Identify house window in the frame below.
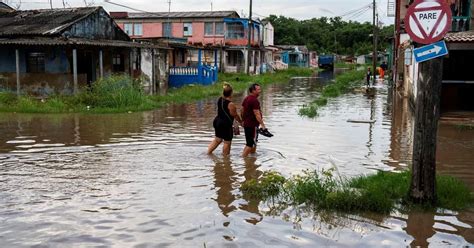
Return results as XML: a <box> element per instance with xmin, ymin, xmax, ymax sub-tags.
<box><xmin>124</xmin><ymin>23</ymin><xmax>133</xmax><ymax>35</ymax></box>
<box><xmin>27</xmin><ymin>52</ymin><xmax>45</xmax><ymax>73</ymax></box>
<box><xmin>183</xmin><ymin>22</ymin><xmax>193</xmax><ymax>36</ymax></box>
<box><xmin>113</xmin><ymin>53</ymin><xmax>125</xmax><ymax>72</ymax></box>
<box><xmin>226</xmin><ymin>22</ymin><xmax>245</xmax><ymax>39</ymax></box>
<box><xmin>163</xmin><ymin>22</ymin><xmax>172</xmax><ymax>37</ymax></box>
<box><xmin>215</xmin><ymin>22</ymin><xmax>224</xmax><ymax>35</ymax></box>
<box><xmin>133</xmin><ymin>23</ymin><xmax>143</xmax><ymax>36</ymax></box>
<box><xmin>205</xmin><ymin>22</ymin><xmax>214</xmax><ymax>36</ymax></box>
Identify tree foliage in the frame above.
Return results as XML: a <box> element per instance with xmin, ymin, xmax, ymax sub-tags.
<box><xmin>265</xmin><ymin>15</ymin><xmax>394</xmax><ymax>56</ymax></box>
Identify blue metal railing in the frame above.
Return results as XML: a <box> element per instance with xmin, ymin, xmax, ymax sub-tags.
<box><xmin>169</xmin><ymin>65</ymin><xmax>217</xmax><ymax>88</ymax></box>
<box><xmin>168</xmin><ymin>49</ymin><xmax>218</xmax><ymax>88</ymax></box>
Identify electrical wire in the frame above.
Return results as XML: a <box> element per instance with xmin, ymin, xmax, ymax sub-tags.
<box><xmin>339</xmin><ymin>3</ymin><xmax>372</xmax><ymax>17</ymax></box>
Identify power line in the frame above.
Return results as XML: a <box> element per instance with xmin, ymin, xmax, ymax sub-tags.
<box><xmin>103</xmin><ymin>0</ymin><xmax>150</xmax><ymax>13</ymax></box>
<box><xmin>339</xmin><ymin>3</ymin><xmax>372</xmax><ymax>17</ymax></box>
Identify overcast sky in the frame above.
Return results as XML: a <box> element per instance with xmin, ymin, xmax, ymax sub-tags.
<box><xmin>5</xmin><ymin>0</ymin><xmax>394</xmax><ymax>25</ymax></box>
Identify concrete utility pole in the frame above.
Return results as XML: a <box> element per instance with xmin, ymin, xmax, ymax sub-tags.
<box><xmin>372</xmin><ymin>0</ymin><xmax>377</xmax><ymax>86</ymax></box>
<box><xmin>409</xmin><ymin>56</ymin><xmax>443</xmax><ymax>205</ymax></box>
<box><xmin>246</xmin><ymin>0</ymin><xmax>252</xmax><ymax>75</ymax></box>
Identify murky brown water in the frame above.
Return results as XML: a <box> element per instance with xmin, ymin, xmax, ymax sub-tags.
<box><xmin>1</xmin><ymin>70</ymin><xmax>473</xmax><ymax>247</ymax></box>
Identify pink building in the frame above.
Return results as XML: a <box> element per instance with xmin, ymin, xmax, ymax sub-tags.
<box><xmin>111</xmin><ymin>11</ymin><xmax>265</xmax><ymax>74</ymax></box>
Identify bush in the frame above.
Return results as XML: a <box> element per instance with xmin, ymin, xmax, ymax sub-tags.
<box><xmin>87</xmin><ymin>75</ymin><xmax>150</xmax><ymax>109</ymax></box>
<box><xmin>0</xmin><ymin>92</ymin><xmax>17</xmax><ymax>105</ymax></box>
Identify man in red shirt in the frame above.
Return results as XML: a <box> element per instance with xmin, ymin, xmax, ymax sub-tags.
<box><xmin>241</xmin><ymin>83</ymin><xmax>266</xmax><ymax>157</ymax></box>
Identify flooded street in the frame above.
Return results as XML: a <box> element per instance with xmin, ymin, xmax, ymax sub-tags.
<box><xmin>1</xmin><ymin>70</ymin><xmax>473</xmax><ymax>247</ymax></box>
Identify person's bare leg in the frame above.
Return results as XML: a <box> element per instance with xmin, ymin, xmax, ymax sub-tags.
<box><xmin>250</xmin><ymin>146</ymin><xmax>257</xmax><ymax>154</ymax></box>
<box><xmin>222</xmin><ymin>141</ymin><xmax>232</xmax><ymax>155</ymax></box>
<box><xmin>242</xmin><ymin>145</ymin><xmax>253</xmax><ymax>157</ymax></box>
<box><xmin>207</xmin><ymin>137</ymin><xmax>222</xmax><ymax>154</ymax></box>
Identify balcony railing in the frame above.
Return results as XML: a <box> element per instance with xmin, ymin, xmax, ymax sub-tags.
<box><xmin>452</xmin><ymin>16</ymin><xmax>471</xmax><ymax>32</ymax></box>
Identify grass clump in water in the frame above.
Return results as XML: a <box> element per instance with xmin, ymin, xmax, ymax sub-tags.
<box><xmin>299</xmin><ymin>69</ymin><xmax>365</xmax><ymax>118</ymax></box>
<box><xmin>241</xmin><ymin>171</ymin><xmax>286</xmax><ymax>199</ymax></box>
<box><xmin>241</xmin><ymin>169</ymin><xmax>473</xmax><ymax>214</ymax></box>
<box><xmin>455</xmin><ymin>123</ymin><xmax>474</xmax><ymax>130</ymax></box>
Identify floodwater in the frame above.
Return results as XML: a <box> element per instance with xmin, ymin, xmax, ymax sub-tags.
<box><xmin>1</xmin><ymin>69</ymin><xmax>473</xmax><ymax>247</ymax></box>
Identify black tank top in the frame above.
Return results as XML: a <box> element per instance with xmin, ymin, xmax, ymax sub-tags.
<box><xmin>217</xmin><ymin>97</ymin><xmax>233</xmax><ymax>126</ymax></box>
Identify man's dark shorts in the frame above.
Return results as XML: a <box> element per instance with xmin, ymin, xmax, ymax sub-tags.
<box><xmin>244</xmin><ymin>126</ymin><xmax>258</xmax><ymax>147</ymax></box>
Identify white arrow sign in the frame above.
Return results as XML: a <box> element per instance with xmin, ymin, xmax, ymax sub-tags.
<box><xmin>416</xmin><ymin>45</ymin><xmax>442</xmax><ymax>57</ymax></box>
<box><xmin>413</xmin><ymin>40</ymin><xmax>449</xmax><ymax>63</ymax></box>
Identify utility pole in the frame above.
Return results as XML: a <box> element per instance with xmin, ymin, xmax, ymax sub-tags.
<box><xmin>372</xmin><ymin>0</ymin><xmax>377</xmax><ymax>86</ymax></box>
<box><xmin>50</xmin><ymin>0</ymin><xmax>53</xmax><ymax>9</ymax></box>
<box><xmin>409</xmin><ymin>56</ymin><xmax>443</xmax><ymax>205</ymax></box>
<box><xmin>246</xmin><ymin>0</ymin><xmax>252</xmax><ymax>75</ymax></box>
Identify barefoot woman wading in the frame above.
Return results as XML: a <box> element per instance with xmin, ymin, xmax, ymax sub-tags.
<box><xmin>207</xmin><ymin>83</ymin><xmax>242</xmax><ymax>155</ymax></box>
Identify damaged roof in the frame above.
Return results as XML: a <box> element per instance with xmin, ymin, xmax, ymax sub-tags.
<box><xmin>0</xmin><ymin>37</ymin><xmax>169</xmax><ymax>49</ymax></box>
<box><xmin>277</xmin><ymin>45</ymin><xmax>309</xmax><ymax>53</ymax></box>
<box><xmin>0</xmin><ymin>2</ymin><xmax>15</xmax><ymax>12</ymax></box>
<box><xmin>0</xmin><ymin>7</ymin><xmax>99</xmax><ymax>36</ymax></box>
<box><xmin>111</xmin><ymin>10</ymin><xmax>239</xmax><ymax>19</ymax></box>
<box><xmin>445</xmin><ymin>30</ymin><xmax>474</xmax><ymax>43</ymax></box>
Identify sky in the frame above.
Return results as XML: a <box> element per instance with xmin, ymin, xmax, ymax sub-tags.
<box><xmin>3</xmin><ymin>0</ymin><xmax>395</xmax><ymax>25</ymax></box>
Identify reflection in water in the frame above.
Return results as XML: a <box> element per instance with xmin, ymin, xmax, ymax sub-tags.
<box><xmin>405</xmin><ymin>212</ymin><xmax>436</xmax><ymax>247</ymax></box>
<box><xmin>211</xmin><ymin>155</ymin><xmax>237</xmax><ymax>217</ymax></box>
<box><xmin>1</xmin><ymin>74</ymin><xmax>473</xmax><ymax>246</ymax></box>
<box><xmin>240</xmin><ymin>157</ymin><xmax>263</xmax><ymax>225</ymax></box>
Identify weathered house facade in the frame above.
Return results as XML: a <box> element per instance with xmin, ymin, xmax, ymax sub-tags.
<box><xmin>0</xmin><ymin>6</ymin><xmax>168</xmax><ymax>95</ymax></box>
<box><xmin>277</xmin><ymin>45</ymin><xmax>310</xmax><ymax>67</ymax></box>
<box><xmin>111</xmin><ymin>11</ymin><xmax>265</xmax><ymax>76</ymax></box>
<box><xmin>394</xmin><ymin>0</ymin><xmax>474</xmax><ymax>114</ymax></box>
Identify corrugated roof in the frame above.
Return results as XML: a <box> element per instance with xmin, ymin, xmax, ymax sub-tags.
<box><xmin>0</xmin><ymin>37</ymin><xmax>170</xmax><ymax>49</ymax></box>
<box><xmin>0</xmin><ymin>2</ymin><xmax>15</xmax><ymax>11</ymax></box>
<box><xmin>0</xmin><ymin>7</ymin><xmax>99</xmax><ymax>36</ymax></box>
<box><xmin>445</xmin><ymin>30</ymin><xmax>474</xmax><ymax>43</ymax></box>
<box><xmin>120</xmin><ymin>11</ymin><xmax>238</xmax><ymax>19</ymax></box>
<box><xmin>277</xmin><ymin>45</ymin><xmax>309</xmax><ymax>53</ymax></box>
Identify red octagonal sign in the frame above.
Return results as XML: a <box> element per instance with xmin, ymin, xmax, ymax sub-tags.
<box><xmin>404</xmin><ymin>0</ymin><xmax>452</xmax><ymax>44</ymax></box>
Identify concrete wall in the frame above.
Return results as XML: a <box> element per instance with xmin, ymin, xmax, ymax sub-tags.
<box><xmin>140</xmin><ymin>48</ymin><xmax>154</xmax><ymax>94</ymax></box>
<box><xmin>0</xmin><ymin>47</ymin><xmax>69</xmax><ymax>74</ymax></box>
<box><xmin>263</xmin><ymin>23</ymin><xmax>274</xmax><ymax>46</ymax></box>
<box><xmin>0</xmin><ymin>72</ymin><xmax>87</xmax><ymax>95</ymax></box>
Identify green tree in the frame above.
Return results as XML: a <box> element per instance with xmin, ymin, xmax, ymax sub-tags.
<box><xmin>265</xmin><ymin>15</ymin><xmax>394</xmax><ymax>56</ymax></box>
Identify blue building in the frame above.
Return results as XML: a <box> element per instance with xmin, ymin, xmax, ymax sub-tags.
<box><xmin>277</xmin><ymin>45</ymin><xmax>310</xmax><ymax>67</ymax></box>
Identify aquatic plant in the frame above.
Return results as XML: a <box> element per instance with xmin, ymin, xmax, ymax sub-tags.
<box><xmin>241</xmin><ymin>171</ymin><xmax>286</xmax><ymax>199</ymax></box>
<box><xmin>241</xmin><ymin>170</ymin><xmax>473</xmax><ymax>214</ymax></box>
<box><xmin>455</xmin><ymin>123</ymin><xmax>474</xmax><ymax>130</ymax></box>
<box><xmin>299</xmin><ymin>69</ymin><xmax>365</xmax><ymax>118</ymax></box>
